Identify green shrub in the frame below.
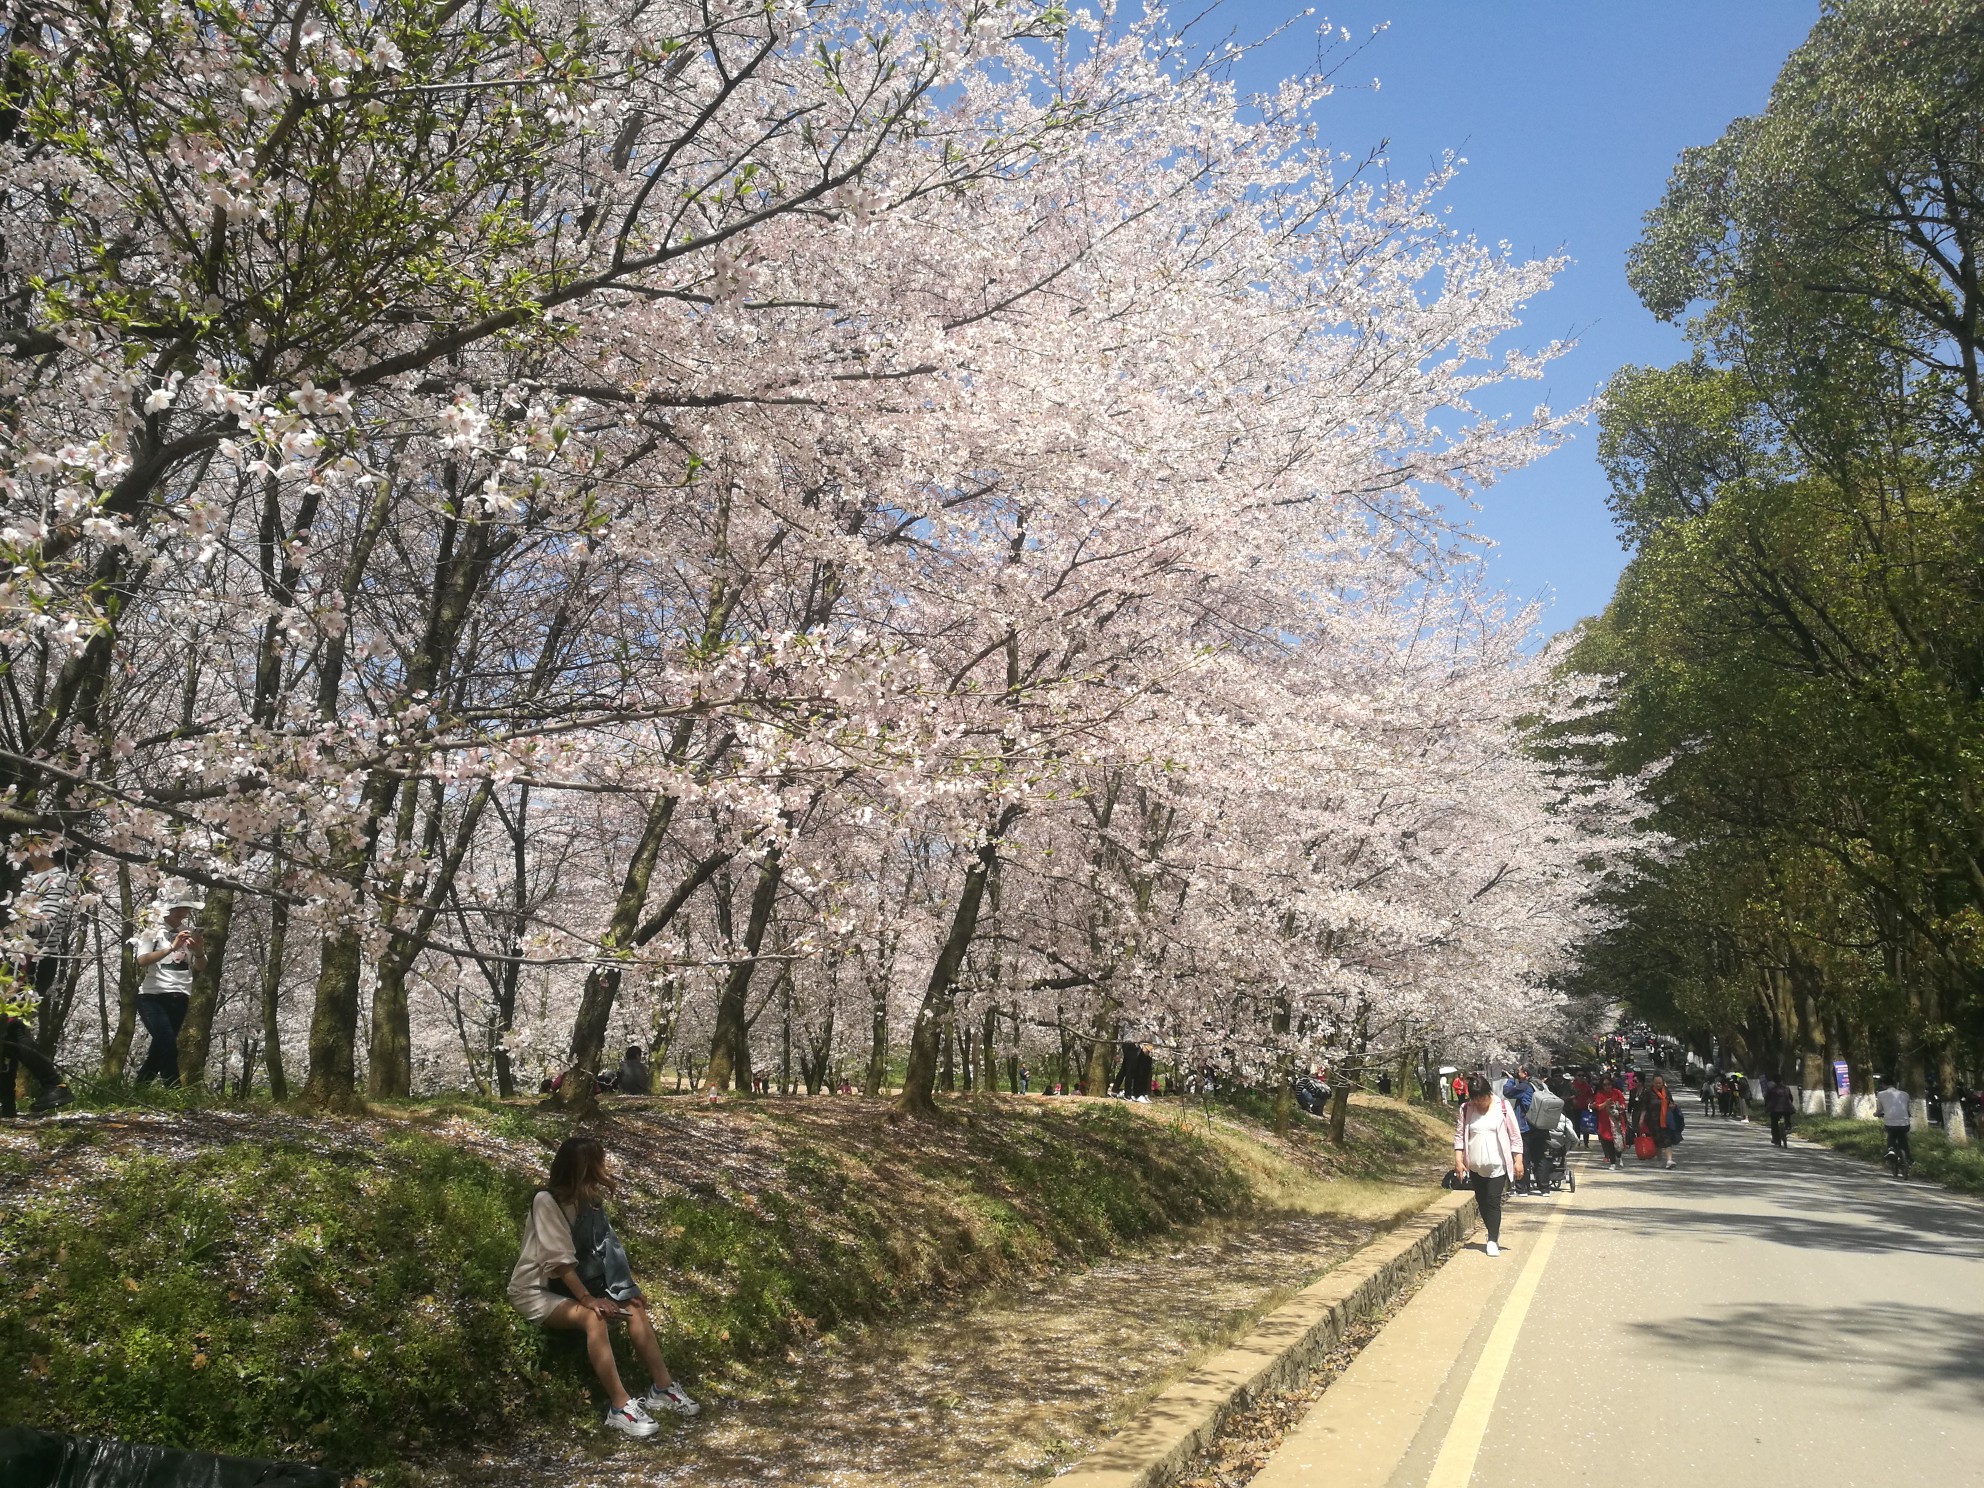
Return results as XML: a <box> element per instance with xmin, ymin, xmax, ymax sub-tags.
<box><xmin>0</xmin><ymin>1131</ymin><xmax>576</xmax><ymax>1468</ymax></box>
<box><xmin>1793</xmin><ymin>1116</ymin><xmax>1984</xmax><ymax>1195</ymax></box>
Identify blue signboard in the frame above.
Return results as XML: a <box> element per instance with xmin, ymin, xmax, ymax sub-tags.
<box><xmin>1832</xmin><ymin>1060</ymin><xmax>1851</xmax><ymax>1094</ymax></box>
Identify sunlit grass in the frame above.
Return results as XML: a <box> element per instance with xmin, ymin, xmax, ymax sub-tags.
<box><xmin>1793</xmin><ymin>1116</ymin><xmax>1984</xmax><ymax>1196</ymax></box>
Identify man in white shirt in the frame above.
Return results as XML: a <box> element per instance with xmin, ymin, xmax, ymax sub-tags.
<box><xmin>1875</xmin><ymin>1078</ymin><xmax>1913</xmax><ymax>1170</ymax></box>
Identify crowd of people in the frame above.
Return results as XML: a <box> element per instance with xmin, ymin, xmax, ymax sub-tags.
<box><xmin>1450</xmin><ymin>1059</ymin><xmax>1694</xmax><ymax>1256</ymax></box>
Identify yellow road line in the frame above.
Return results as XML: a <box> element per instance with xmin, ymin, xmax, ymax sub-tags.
<box><xmin>1422</xmin><ymin>1196</ymin><xmax>1573</xmax><ymax>1488</ymax></box>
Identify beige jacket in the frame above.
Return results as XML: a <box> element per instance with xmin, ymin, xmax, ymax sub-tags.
<box><xmin>508</xmin><ymin>1190</ymin><xmax>579</xmax><ymax>1323</ymax></box>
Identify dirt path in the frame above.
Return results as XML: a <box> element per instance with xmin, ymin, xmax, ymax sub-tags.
<box><xmin>446</xmin><ymin>1209</ymin><xmax>1399</xmax><ymax>1488</ymax></box>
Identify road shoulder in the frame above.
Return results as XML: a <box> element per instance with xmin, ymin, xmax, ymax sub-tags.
<box><xmin>1248</xmin><ymin>1185</ymin><xmax>1569</xmax><ymax>1488</ymax></box>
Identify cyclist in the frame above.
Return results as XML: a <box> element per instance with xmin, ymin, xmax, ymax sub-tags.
<box><xmin>1875</xmin><ymin>1076</ymin><xmax>1913</xmax><ymax>1177</ymax></box>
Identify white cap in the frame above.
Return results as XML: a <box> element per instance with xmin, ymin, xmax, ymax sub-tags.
<box><xmin>158</xmin><ymin>877</ymin><xmax>206</xmax><ymax>912</ymax></box>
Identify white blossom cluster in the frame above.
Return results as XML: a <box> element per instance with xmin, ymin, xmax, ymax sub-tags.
<box><xmin>0</xmin><ymin>0</ymin><xmax>1641</xmax><ymax>1099</ymax></box>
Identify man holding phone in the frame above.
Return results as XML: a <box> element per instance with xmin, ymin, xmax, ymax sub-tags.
<box><xmin>130</xmin><ymin>883</ymin><xmax>206</xmax><ymax>1087</ymax></box>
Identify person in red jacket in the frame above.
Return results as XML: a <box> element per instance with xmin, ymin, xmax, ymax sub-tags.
<box><xmin>1592</xmin><ymin>1073</ymin><xmax>1628</xmax><ymax>1170</ymax></box>
<box><xmin>1635</xmin><ymin>1074</ymin><xmax>1681</xmax><ymax>1170</ymax></box>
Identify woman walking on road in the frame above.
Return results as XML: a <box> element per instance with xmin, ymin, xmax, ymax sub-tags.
<box><xmin>1454</xmin><ymin>1073</ymin><xmax>1525</xmax><ymax>1257</ymax></box>
<box><xmin>1635</xmin><ymin>1074</ymin><xmax>1682</xmax><ymax>1169</ymax></box>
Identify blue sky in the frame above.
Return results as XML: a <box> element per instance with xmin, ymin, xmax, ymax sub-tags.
<box><xmin>1205</xmin><ymin>1</ymin><xmax>1818</xmax><ymax>630</ymax></box>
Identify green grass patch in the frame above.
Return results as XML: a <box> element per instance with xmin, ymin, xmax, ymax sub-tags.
<box><xmin>0</xmin><ymin>1129</ymin><xmax>565</xmax><ymax>1468</ymax></box>
<box><xmin>0</xmin><ymin>1094</ymin><xmax>1434</xmax><ymax>1474</ymax></box>
<box><xmin>1793</xmin><ymin>1116</ymin><xmax>1984</xmax><ymax>1195</ymax></box>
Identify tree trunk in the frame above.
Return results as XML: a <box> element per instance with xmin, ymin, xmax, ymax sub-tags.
<box><xmin>1080</xmin><ymin>1009</ymin><xmax>1116</xmax><ymax>1097</ymax></box>
<box><xmin>177</xmin><ymin>883</ymin><xmax>236</xmax><ymax>1087</ymax></box>
<box><xmin>31</xmin><ymin>933</ymin><xmax>87</xmax><ymax>1063</ymax></box>
<box><xmin>648</xmin><ymin>972</ymin><xmax>685</xmax><ymax>1084</ymax></box>
<box><xmin>261</xmin><ymin>896</ymin><xmax>289</xmax><ymax>1102</ymax></box>
<box><xmin>780</xmin><ymin>972</ymin><xmax>793</xmax><ymax>1096</ymax></box>
<box><xmin>491</xmin><ymin>790</ymin><xmax>532</xmax><ymax>1099</ymax></box>
<box><xmin>564</xmin><ymin>836</ymin><xmax>734</xmax><ymax>1088</ymax></box>
<box><xmin>803</xmin><ymin>992</ymin><xmax>835</xmax><ymax>1095</ymax></box>
<box><xmin>303</xmin><ymin>926</ymin><xmax>367</xmax><ymax>1110</ymax></box>
<box><xmin>365</xmin><ymin>780</ymin><xmax>427</xmax><ymax>1099</ymax></box>
<box><xmin>865</xmin><ymin>981</ymin><xmax>888</xmax><ymax>1096</ymax></box>
<box><xmin>100</xmin><ymin>863</ymin><xmax>139</xmax><ymax>1079</ymax></box>
<box><xmin>304</xmin><ymin>500</ymin><xmax>499</xmax><ymax>1106</ymax></box>
<box><xmin>564</xmin><ymin>788</ymin><xmax>677</xmax><ymax>1076</ymax></box>
<box><xmin>899</xmin><ymin>811</ymin><xmax>1017</xmax><ymax>1116</ymax></box>
<box><xmin>1793</xmin><ymin>966</ymin><xmax>1827</xmax><ymax>1095</ymax></box>
<box><xmin>1327</xmin><ymin>1080</ymin><xmax>1351</xmax><ymax>1146</ymax></box>
<box><xmin>702</xmin><ymin>845</ymin><xmax>782</xmax><ymax>1092</ymax></box>
<box><xmin>370</xmin><ymin>780</ymin><xmax>493</xmax><ymax>1097</ymax></box>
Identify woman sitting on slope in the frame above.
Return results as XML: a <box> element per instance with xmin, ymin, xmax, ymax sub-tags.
<box><xmin>509</xmin><ymin>1134</ymin><xmax>699</xmax><ymax>1438</ymax></box>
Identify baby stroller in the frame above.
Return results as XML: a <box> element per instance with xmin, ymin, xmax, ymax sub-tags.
<box><xmin>1543</xmin><ymin>1115</ymin><xmax>1577</xmax><ymax>1193</ymax></box>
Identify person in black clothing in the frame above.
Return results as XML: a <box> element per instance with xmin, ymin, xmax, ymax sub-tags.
<box><xmin>615</xmin><ymin>1045</ymin><xmax>651</xmax><ymax>1096</ymax></box>
<box><xmin>1764</xmin><ymin>1077</ymin><xmax>1796</xmax><ymax>1147</ymax></box>
<box><xmin>1116</xmin><ymin>1040</ymin><xmax>1154</xmax><ymax>1100</ymax></box>
<box><xmin>0</xmin><ymin>1013</ymin><xmax>71</xmax><ymax>1115</ymax></box>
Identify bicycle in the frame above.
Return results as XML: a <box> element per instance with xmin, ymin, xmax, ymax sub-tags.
<box><xmin>1884</xmin><ymin>1130</ymin><xmax>1912</xmax><ymax>1181</ymax></box>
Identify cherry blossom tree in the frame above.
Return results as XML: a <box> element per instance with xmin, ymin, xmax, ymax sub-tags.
<box><xmin>2</xmin><ymin>0</ymin><xmax>1636</xmax><ymax>1114</ymax></box>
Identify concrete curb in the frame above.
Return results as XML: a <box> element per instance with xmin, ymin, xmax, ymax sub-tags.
<box><xmin>1054</xmin><ymin>1189</ymin><xmax>1478</xmax><ymax>1488</ymax></box>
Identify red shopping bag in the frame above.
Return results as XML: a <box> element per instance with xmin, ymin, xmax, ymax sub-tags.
<box><xmin>1633</xmin><ymin>1133</ymin><xmax>1657</xmax><ymax>1161</ymax></box>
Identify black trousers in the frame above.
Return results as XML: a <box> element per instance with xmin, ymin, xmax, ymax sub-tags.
<box><xmin>1521</xmin><ymin>1127</ymin><xmax>1550</xmax><ymax>1190</ymax></box>
<box><xmin>1770</xmin><ymin>1112</ymin><xmax>1791</xmax><ymax>1147</ymax></box>
<box><xmin>1473</xmin><ymin>1173</ymin><xmax>1508</xmax><ymax>1244</ymax></box>
<box><xmin>135</xmin><ymin>994</ymin><xmax>188</xmax><ymax>1086</ymax></box>
<box><xmin>2</xmin><ymin>1015</ymin><xmax>66</xmax><ymax>1117</ymax></box>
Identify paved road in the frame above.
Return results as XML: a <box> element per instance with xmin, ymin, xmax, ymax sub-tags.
<box><xmin>1253</xmin><ymin>1114</ymin><xmax>1984</xmax><ymax>1487</ymax></box>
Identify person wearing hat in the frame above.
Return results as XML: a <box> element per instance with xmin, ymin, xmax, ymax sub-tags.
<box><xmin>130</xmin><ymin>882</ymin><xmax>206</xmax><ymax>1087</ymax></box>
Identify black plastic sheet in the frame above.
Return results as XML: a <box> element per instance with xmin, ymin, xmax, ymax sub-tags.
<box><xmin>0</xmin><ymin>1427</ymin><xmax>338</xmax><ymax>1488</ymax></box>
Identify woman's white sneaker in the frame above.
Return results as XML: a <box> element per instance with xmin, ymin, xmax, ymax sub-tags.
<box><xmin>1484</xmin><ymin>1240</ymin><xmax>1501</xmax><ymax>1257</ymax></box>
<box><xmin>642</xmin><ymin>1382</ymin><xmax>701</xmax><ymax>1417</ymax></box>
<box><xmin>605</xmin><ymin>1402</ymin><xmax>661</xmax><ymax>1439</ymax></box>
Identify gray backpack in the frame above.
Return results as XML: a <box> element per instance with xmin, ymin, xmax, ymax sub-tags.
<box><xmin>1527</xmin><ymin>1087</ymin><xmax>1566</xmax><ymax>1132</ymax></box>
<box><xmin>570</xmin><ymin>1201</ymin><xmax>642</xmax><ymax>1303</ymax></box>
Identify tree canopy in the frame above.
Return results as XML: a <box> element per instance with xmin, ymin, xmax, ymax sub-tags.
<box><xmin>1</xmin><ymin>0</ymin><xmax>1633</xmax><ymax>1116</ymax></box>
<box><xmin>1568</xmin><ymin>0</ymin><xmax>1984</xmax><ymax>1124</ymax></box>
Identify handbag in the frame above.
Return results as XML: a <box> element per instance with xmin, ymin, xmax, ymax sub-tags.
<box><xmin>1633</xmin><ymin>1132</ymin><xmax>1657</xmax><ymax>1161</ymax></box>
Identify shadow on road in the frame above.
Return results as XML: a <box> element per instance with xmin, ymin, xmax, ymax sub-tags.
<box><xmin>1625</xmin><ymin>1300</ymin><xmax>1984</xmax><ymax>1412</ymax></box>
<box><xmin>1558</xmin><ymin>1122</ymin><xmax>1984</xmax><ymax>1260</ymax></box>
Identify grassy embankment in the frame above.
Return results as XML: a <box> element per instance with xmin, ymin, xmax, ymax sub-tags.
<box><xmin>1790</xmin><ymin>1115</ymin><xmax>1984</xmax><ymax>1196</ymax></box>
<box><xmin>0</xmin><ymin>1089</ymin><xmax>1450</xmax><ymax>1475</ymax></box>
